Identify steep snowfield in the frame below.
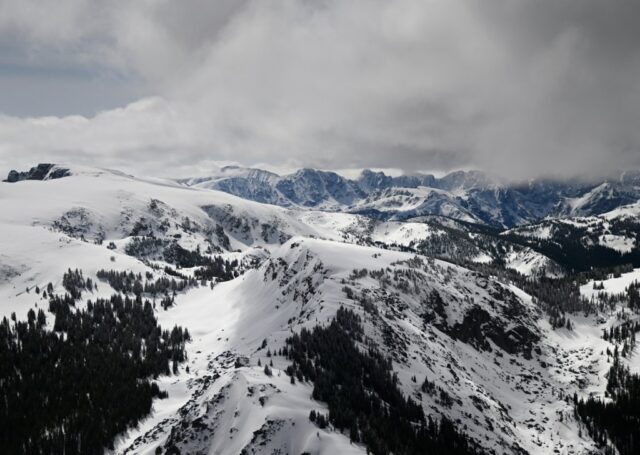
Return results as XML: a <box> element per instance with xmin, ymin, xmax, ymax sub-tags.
<box><xmin>504</xmin><ymin>248</ymin><xmax>564</xmax><ymax>277</ymax></box>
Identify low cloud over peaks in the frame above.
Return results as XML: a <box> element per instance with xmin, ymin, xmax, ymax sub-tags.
<box><xmin>1</xmin><ymin>0</ymin><xmax>639</xmax><ymax>179</ymax></box>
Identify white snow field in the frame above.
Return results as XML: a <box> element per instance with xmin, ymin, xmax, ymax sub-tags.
<box><xmin>0</xmin><ymin>165</ymin><xmax>630</xmax><ymax>454</ymax></box>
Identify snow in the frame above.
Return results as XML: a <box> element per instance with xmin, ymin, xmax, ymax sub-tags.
<box><xmin>602</xmin><ymin>201</ymin><xmax>640</xmax><ymax>220</ymax></box>
<box><xmin>0</xmin><ymin>165</ymin><xmax>625</xmax><ymax>454</ymax></box>
<box><xmin>563</xmin><ymin>183</ymin><xmax>610</xmax><ymax>214</ymax></box>
<box><xmin>507</xmin><ymin>200</ymin><xmax>640</xmax><ymax>259</ymax></box>
<box><xmin>505</xmin><ymin>248</ymin><xmax>563</xmax><ymax>277</ymax></box>
<box><xmin>0</xmin><ymin>165</ymin><xmax>368</xmax><ymax>453</ymax></box>
<box><xmin>578</xmin><ymin>268</ymin><xmax>640</xmax><ymax>381</ymax></box>
<box><xmin>471</xmin><ymin>253</ymin><xmax>492</xmax><ymax>263</ymax></box>
<box><xmin>351</xmin><ymin>186</ymin><xmax>481</xmax><ymax>224</ymax></box>
<box><xmin>503</xmin><ymin>223</ymin><xmax>553</xmax><ymax>240</ymax></box>
<box><xmin>115</xmin><ymin>273</ymin><xmax>365</xmax><ymax>454</ymax></box>
<box><xmin>114</xmin><ymin>237</ymin><xmax>424</xmax><ymax>453</ymax></box>
<box><xmin>0</xmin><ymin>224</ymin><xmax>148</xmax><ymax>320</ymax></box>
<box><xmin>580</xmin><ymin>268</ymin><xmax>640</xmax><ymax>299</ymax></box>
<box><xmin>598</xmin><ymin>234</ymin><xmax>635</xmax><ymax>253</ymax></box>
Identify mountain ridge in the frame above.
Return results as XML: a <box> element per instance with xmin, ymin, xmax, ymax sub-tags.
<box><xmin>178</xmin><ymin>165</ymin><xmax>640</xmax><ymax>228</ymax></box>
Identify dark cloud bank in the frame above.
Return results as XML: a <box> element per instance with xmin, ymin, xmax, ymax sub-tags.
<box><xmin>1</xmin><ymin>0</ymin><xmax>639</xmax><ymax>180</ymax></box>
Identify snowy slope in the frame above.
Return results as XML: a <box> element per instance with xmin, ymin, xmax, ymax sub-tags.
<box><xmin>578</xmin><ymin>268</ymin><xmax>640</xmax><ymax>396</ymax></box>
<box><xmin>505</xmin><ymin>201</ymin><xmax>640</xmax><ymax>260</ymax></box>
<box><xmin>504</xmin><ymin>248</ymin><xmax>565</xmax><ymax>277</ymax></box>
<box><xmin>0</xmin><ymin>165</ymin><xmax>534</xmax><ymax>316</ymax></box>
<box><xmin>0</xmin><ymin>164</ymin><xmax>624</xmax><ymax>454</ymax></box>
<box><xmin>116</xmin><ymin>237</ymin><xmax>601</xmax><ymax>454</ymax></box>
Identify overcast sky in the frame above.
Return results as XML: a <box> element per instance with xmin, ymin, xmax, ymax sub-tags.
<box><xmin>1</xmin><ymin>0</ymin><xmax>639</xmax><ymax>179</ymax></box>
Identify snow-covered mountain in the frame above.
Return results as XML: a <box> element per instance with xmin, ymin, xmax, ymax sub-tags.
<box><xmin>182</xmin><ymin>166</ymin><xmax>640</xmax><ymax>228</ymax></box>
<box><xmin>2</xmin><ymin>164</ymin><xmax>640</xmax><ymax>454</ymax></box>
<box><xmin>504</xmin><ymin>202</ymin><xmax>640</xmax><ymax>271</ymax></box>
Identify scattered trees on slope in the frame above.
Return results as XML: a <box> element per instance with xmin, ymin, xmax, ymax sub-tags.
<box><xmin>285</xmin><ymin>307</ymin><xmax>480</xmax><ymax>455</ymax></box>
<box><xmin>575</xmin><ymin>354</ymin><xmax>640</xmax><ymax>455</ymax></box>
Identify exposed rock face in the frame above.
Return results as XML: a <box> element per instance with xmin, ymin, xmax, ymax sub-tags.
<box><xmin>450</xmin><ymin>305</ymin><xmax>540</xmax><ymax>359</ymax></box>
<box><xmin>4</xmin><ymin>164</ymin><xmax>70</xmax><ymax>183</ymax></box>
<box><xmin>184</xmin><ymin>166</ymin><xmax>640</xmax><ymax>228</ymax></box>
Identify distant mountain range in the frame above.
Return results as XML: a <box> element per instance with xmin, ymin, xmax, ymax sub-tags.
<box><xmin>180</xmin><ymin>166</ymin><xmax>640</xmax><ymax>228</ymax></box>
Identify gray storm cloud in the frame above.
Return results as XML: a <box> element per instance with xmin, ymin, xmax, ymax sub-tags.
<box><xmin>0</xmin><ymin>0</ymin><xmax>639</xmax><ymax>179</ymax></box>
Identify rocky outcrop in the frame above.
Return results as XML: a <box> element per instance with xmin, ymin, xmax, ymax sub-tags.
<box><xmin>4</xmin><ymin>164</ymin><xmax>70</xmax><ymax>183</ymax></box>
